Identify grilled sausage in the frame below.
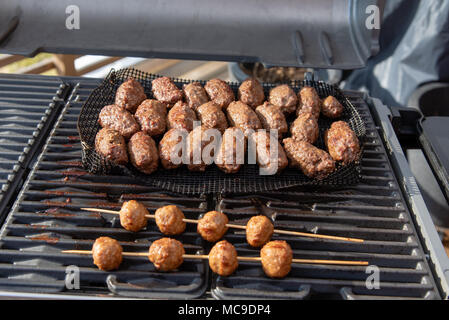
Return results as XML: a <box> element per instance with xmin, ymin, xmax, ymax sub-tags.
<box><xmin>186</xmin><ymin>126</ymin><xmax>219</xmax><ymax>172</ymax></box>
<box><xmin>226</xmin><ymin>101</ymin><xmax>262</xmax><ymax>135</ymax></box>
<box><xmin>119</xmin><ymin>200</ymin><xmax>148</xmax><ymax>232</ymax></box>
<box><xmin>325</xmin><ymin>121</ymin><xmax>360</xmax><ymax>165</ymax></box>
<box><xmin>255</xmin><ymin>102</ymin><xmax>288</xmax><ymax>138</ymax></box>
<box><xmin>98</xmin><ymin>104</ymin><xmax>140</xmax><ymax>139</ymax></box>
<box><xmin>151</xmin><ymin>77</ymin><xmax>183</xmax><ymax>106</ymax></box>
<box><xmin>260</xmin><ymin>240</ymin><xmax>292</xmax><ymax>278</ymax></box>
<box><xmin>92</xmin><ymin>237</ymin><xmax>123</xmax><ymax>271</ymax></box>
<box><xmin>115</xmin><ymin>78</ymin><xmax>147</xmax><ymax>113</ymax></box>
<box><xmin>283</xmin><ymin>138</ymin><xmax>336</xmax><ymax>180</ymax></box>
<box><xmin>196</xmin><ymin>102</ymin><xmax>228</xmax><ymax>134</ymax></box>
<box><xmin>290</xmin><ymin>112</ymin><xmax>319</xmax><ymax>144</ymax></box>
<box><xmin>215</xmin><ymin>127</ymin><xmax>246</xmax><ymax>174</ymax></box>
<box><xmin>167</xmin><ymin>101</ymin><xmax>197</xmax><ymax>132</ymax></box>
<box><xmin>204</xmin><ymin>79</ymin><xmax>235</xmax><ymax>110</ymax></box>
<box><xmin>183</xmin><ymin>82</ymin><xmax>209</xmax><ymax>110</ymax></box>
<box><xmin>197</xmin><ymin>211</ymin><xmax>229</xmax><ymax>242</ymax></box>
<box><xmin>297</xmin><ymin>87</ymin><xmax>321</xmax><ymax>120</ymax></box>
<box><xmin>238</xmin><ymin>77</ymin><xmax>265</xmax><ymax>109</ymax></box>
<box><xmin>128</xmin><ymin>132</ymin><xmax>159</xmax><ymax>174</ymax></box>
<box><xmin>322</xmin><ymin>96</ymin><xmax>344</xmax><ymax>119</ymax></box>
<box><xmin>159</xmin><ymin>128</ymin><xmax>188</xmax><ymax>170</ymax></box>
<box><xmin>208</xmin><ymin>240</ymin><xmax>239</xmax><ymax>277</ymax></box>
<box><xmin>134</xmin><ymin>99</ymin><xmax>167</xmax><ymax>137</ymax></box>
<box><xmin>249</xmin><ymin>131</ymin><xmax>288</xmax><ymax>175</ymax></box>
<box><xmin>155</xmin><ymin>205</ymin><xmax>186</xmax><ymax>236</ymax></box>
<box><xmin>246</xmin><ymin>215</ymin><xmax>274</xmax><ymax>248</ymax></box>
<box><xmin>95</xmin><ymin>128</ymin><xmax>128</xmax><ymax>165</ymax></box>
<box><xmin>268</xmin><ymin>84</ymin><xmax>298</xmax><ymax>115</ymax></box>
<box><xmin>148</xmin><ymin>238</ymin><xmax>184</xmax><ymax>271</ymax></box>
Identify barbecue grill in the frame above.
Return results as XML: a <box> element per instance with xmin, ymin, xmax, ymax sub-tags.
<box><xmin>0</xmin><ymin>0</ymin><xmax>448</xmax><ymax>300</ymax></box>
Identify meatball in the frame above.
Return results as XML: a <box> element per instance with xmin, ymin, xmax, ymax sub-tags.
<box><xmin>183</xmin><ymin>82</ymin><xmax>209</xmax><ymax>110</ymax></box>
<box><xmin>196</xmin><ymin>102</ymin><xmax>228</xmax><ymax>134</ymax></box>
<box><xmin>226</xmin><ymin>101</ymin><xmax>262</xmax><ymax>136</ymax></box>
<box><xmin>290</xmin><ymin>112</ymin><xmax>319</xmax><ymax>144</ymax></box>
<box><xmin>134</xmin><ymin>99</ymin><xmax>167</xmax><ymax>137</ymax></box>
<box><xmin>197</xmin><ymin>211</ymin><xmax>229</xmax><ymax>242</ymax></box>
<box><xmin>155</xmin><ymin>205</ymin><xmax>186</xmax><ymax>235</ymax></box>
<box><xmin>148</xmin><ymin>238</ymin><xmax>185</xmax><ymax>272</ymax></box>
<box><xmin>151</xmin><ymin>77</ymin><xmax>183</xmax><ymax>106</ymax></box>
<box><xmin>255</xmin><ymin>102</ymin><xmax>288</xmax><ymax>138</ymax></box>
<box><xmin>95</xmin><ymin>128</ymin><xmax>128</xmax><ymax>165</ymax></box>
<box><xmin>119</xmin><ymin>200</ymin><xmax>148</xmax><ymax>232</ymax></box>
<box><xmin>322</xmin><ymin>96</ymin><xmax>344</xmax><ymax>119</ymax></box>
<box><xmin>238</xmin><ymin>78</ymin><xmax>265</xmax><ymax>109</ymax></box>
<box><xmin>208</xmin><ymin>240</ymin><xmax>239</xmax><ymax>276</ymax></box>
<box><xmin>325</xmin><ymin>121</ymin><xmax>361</xmax><ymax>165</ymax></box>
<box><xmin>98</xmin><ymin>104</ymin><xmax>140</xmax><ymax>139</ymax></box>
<box><xmin>186</xmin><ymin>126</ymin><xmax>219</xmax><ymax>172</ymax></box>
<box><xmin>115</xmin><ymin>78</ymin><xmax>147</xmax><ymax>113</ymax></box>
<box><xmin>92</xmin><ymin>237</ymin><xmax>123</xmax><ymax>271</ymax></box>
<box><xmin>215</xmin><ymin>127</ymin><xmax>246</xmax><ymax>174</ymax></box>
<box><xmin>260</xmin><ymin>241</ymin><xmax>292</xmax><ymax>278</ymax></box>
<box><xmin>246</xmin><ymin>215</ymin><xmax>274</xmax><ymax>248</ymax></box>
<box><xmin>204</xmin><ymin>79</ymin><xmax>235</xmax><ymax>110</ymax></box>
<box><xmin>159</xmin><ymin>128</ymin><xmax>188</xmax><ymax>170</ymax></box>
<box><xmin>128</xmin><ymin>132</ymin><xmax>159</xmax><ymax>174</ymax></box>
<box><xmin>297</xmin><ymin>87</ymin><xmax>321</xmax><ymax>120</ymax></box>
<box><xmin>268</xmin><ymin>84</ymin><xmax>298</xmax><ymax>115</ymax></box>
<box><xmin>283</xmin><ymin>138</ymin><xmax>336</xmax><ymax>180</ymax></box>
<box><xmin>167</xmin><ymin>101</ymin><xmax>197</xmax><ymax>132</ymax></box>
<box><xmin>248</xmin><ymin>131</ymin><xmax>288</xmax><ymax>175</ymax></box>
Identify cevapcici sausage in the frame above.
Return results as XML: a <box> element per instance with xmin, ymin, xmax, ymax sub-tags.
<box><xmin>249</xmin><ymin>131</ymin><xmax>288</xmax><ymax>175</ymax></box>
<box><xmin>226</xmin><ymin>101</ymin><xmax>262</xmax><ymax>135</ymax></box>
<box><xmin>98</xmin><ymin>104</ymin><xmax>140</xmax><ymax>139</ymax></box>
<box><xmin>134</xmin><ymin>99</ymin><xmax>167</xmax><ymax>136</ymax></box>
<box><xmin>290</xmin><ymin>112</ymin><xmax>319</xmax><ymax>144</ymax></box>
<box><xmin>268</xmin><ymin>84</ymin><xmax>298</xmax><ymax>115</ymax></box>
<box><xmin>115</xmin><ymin>78</ymin><xmax>147</xmax><ymax>113</ymax></box>
<box><xmin>196</xmin><ymin>102</ymin><xmax>228</xmax><ymax>134</ymax></box>
<box><xmin>151</xmin><ymin>77</ymin><xmax>183</xmax><ymax>106</ymax></box>
<box><xmin>255</xmin><ymin>102</ymin><xmax>288</xmax><ymax>138</ymax></box>
<box><xmin>95</xmin><ymin>128</ymin><xmax>128</xmax><ymax>165</ymax></box>
<box><xmin>296</xmin><ymin>87</ymin><xmax>321</xmax><ymax>119</ymax></box>
<box><xmin>238</xmin><ymin>78</ymin><xmax>265</xmax><ymax>109</ymax></box>
<box><xmin>183</xmin><ymin>82</ymin><xmax>209</xmax><ymax>110</ymax></box>
<box><xmin>167</xmin><ymin>101</ymin><xmax>197</xmax><ymax>132</ymax></box>
<box><xmin>325</xmin><ymin>121</ymin><xmax>361</xmax><ymax>165</ymax></box>
<box><xmin>215</xmin><ymin>127</ymin><xmax>246</xmax><ymax>174</ymax></box>
<box><xmin>186</xmin><ymin>126</ymin><xmax>219</xmax><ymax>172</ymax></box>
<box><xmin>128</xmin><ymin>131</ymin><xmax>159</xmax><ymax>174</ymax></box>
<box><xmin>322</xmin><ymin>96</ymin><xmax>344</xmax><ymax>119</ymax></box>
<box><xmin>204</xmin><ymin>79</ymin><xmax>235</xmax><ymax>110</ymax></box>
<box><xmin>159</xmin><ymin>128</ymin><xmax>188</xmax><ymax>170</ymax></box>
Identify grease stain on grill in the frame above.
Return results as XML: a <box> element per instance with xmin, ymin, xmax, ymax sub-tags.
<box><xmin>28</xmin><ymin>234</ymin><xmax>60</xmax><ymax>244</ymax></box>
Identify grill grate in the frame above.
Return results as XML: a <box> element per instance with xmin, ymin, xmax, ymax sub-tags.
<box><xmin>78</xmin><ymin>68</ymin><xmax>366</xmax><ymax>194</ymax></box>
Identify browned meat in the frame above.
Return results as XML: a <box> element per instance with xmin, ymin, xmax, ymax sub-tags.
<box><xmin>268</xmin><ymin>84</ymin><xmax>298</xmax><ymax>115</ymax></box>
<box><xmin>249</xmin><ymin>131</ymin><xmax>288</xmax><ymax>175</ymax></box>
<box><xmin>92</xmin><ymin>237</ymin><xmax>123</xmax><ymax>271</ymax></box>
<box><xmin>215</xmin><ymin>127</ymin><xmax>246</xmax><ymax>174</ymax></box>
<box><xmin>196</xmin><ymin>102</ymin><xmax>228</xmax><ymax>133</ymax></box>
<box><xmin>283</xmin><ymin>138</ymin><xmax>335</xmax><ymax>180</ymax></box>
<box><xmin>115</xmin><ymin>78</ymin><xmax>147</xmax><ymax>113</ymax></box>
<box><xmin>186</xmin><ymin>126</ymin><xmax>219</xmax><ymax>172</ymax></box>
<box><xmin>183</xmin><ymin>82</ymin><xmax>209</xmax><ymax>110</ymax></box>
<box><xmin>325</xmin><ymin>121</ymin><xmax>361</xmax><ymax>165</ymax></box>
<box><xmin>128</xmin><ymin>132</ymin><xmax>159</xmax><ymax>174</ymax></box>
<box><xmin>322</xmin><ymin>96</ymin><xmax>344</xmax><ymax>119</ymax></box>
<box><xmin>204</xmin><ymin>79</ymin><xmax>235</xmax><ymax>109</ymax></box>
<box><xmin>197</xmin><ymin>211</ymin><xmax>229</xmax><ymax>242</ymax></box>
<box><xmin>226</xmin><ymin>101</ymin><xmax>262</xmax><ymax>135</ymax></box>
<box><xmin>260</xmin><ymin>240</ymin><xmax>292</xmax><ymax>278</ymax></box>
<box><xmin>208</xmin><ymin>240</ymin><xmax>239</xmax><ymax>276</ymax></box>
<box><xmin>159</xmin><ymin>128</ymin><xmax>188</xmax><ymax>170</ymax></box>
<box><xmin>246</xmin><ymin>215</ymin><xmax>274</xmax><ymax>248</ymax></box>
<box><xmin>297</xmin><ymin>87</ymin><xmax>321</xmax><ymax>120</ymax></box>
<box><xmin>238</xmin><ymin>78</ymin><xmax>265</xmax><ymax>109</ymax></box>
<box><xmin>148</xmin><ymin>238</ymin><xmax>184</xmax><ymax>271</ymax></box>
<box><xmin>155</xmin><ymin>205</ymin><xmax>186</xmax><ymax>235</ymax></box>
<box><xmin>255</xmin><ymin>102</ymin><xmax>288</xmax><ymax>138</ymax></box>
<box><xmin>119</xmin><ymin>200</ymin><xmax>148</xmax><ymax>232</ymax></box>
<box><xmin>290</xmin><ymin>112</ymin><xmax>319</xmax><ymax>144</ymax></box>
<box><xmin>167</xmin><ymin>101</ymin><xmax>197</xmax><ymax>132</ymax></box>
<box><xmin>98</xmin><ymin>104</ymin><xmax>140</xmax><ymax>139</ymax></box>
<box><xmin>95</xmin><ymin>128</ymin><xmax>128</xmax><ymax>165</ymax></box>
<box><xmin>151</xmin><ymin>77</ymin><xmax>183</xmax><ymax>105</ymax></box>
<box><xmin>134</xmin><ymin>99</ymin><xmax>167</xmax><ymax>136</ymax></box>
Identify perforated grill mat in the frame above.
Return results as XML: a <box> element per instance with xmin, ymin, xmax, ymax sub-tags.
<box><xmin>78</xmin><ymin>68</ymin><xmax>366</xmax><ymax>195</ymax></box>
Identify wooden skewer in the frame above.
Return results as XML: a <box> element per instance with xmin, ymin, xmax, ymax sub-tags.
<box><xmin>61</xmin><ymin>250</ymin><xmax>369</xmax><ymax>266</ymax></box>
<box><xmin>81</xmin><ymin>208</ymin><xmax>363</xmax><ymax>243</ymax></box>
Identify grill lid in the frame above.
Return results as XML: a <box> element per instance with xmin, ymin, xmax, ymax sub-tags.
<box><xmin>0</xmin><ymin>0</ymin><xmax>383</xmax><ymax>69</ymax></box>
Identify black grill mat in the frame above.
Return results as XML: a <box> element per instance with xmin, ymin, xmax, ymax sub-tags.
<box><xmin>78</xmin><ymin>68</ymin><xmax>366</xmax><ymax>195</ymax></box>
